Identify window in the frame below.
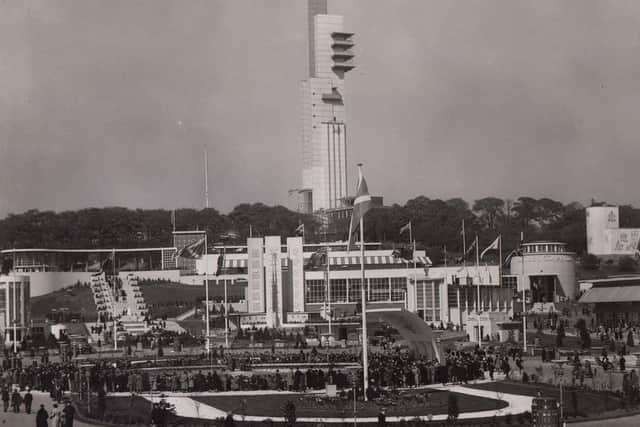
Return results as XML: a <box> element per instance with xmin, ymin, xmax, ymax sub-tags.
<box><xmin>390</xmin><ymin>278</ymin><xmax>406</xmax><ymax>301</ymax></box>
<box><xmin>305</xmin><ymin>280</ymin><xmax>325</xmax><ymax>303</ymax></box>
<box><xmin>330</xmin><ymin>279</ymin><xmax>347</xmax><ymax>303</ymax></box>
<box><xmin>370</xmin><ymin>278</ymin><xmax>389</xmax><ymax>302</ymax></box>
<box><xmin>348</xmin><ymin>279</ymin><xmax>362</xmax><ymax>302</ymax></box>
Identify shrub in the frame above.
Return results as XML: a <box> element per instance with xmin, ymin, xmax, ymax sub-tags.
<box><xmin>619</xmin><ymin>256</ymin><xmax>637</xmax><ymax>272</ymax></box>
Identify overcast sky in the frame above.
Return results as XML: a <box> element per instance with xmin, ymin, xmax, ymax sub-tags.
<box><xmin>2</xmin><ymin>0</ymin><xmax>640</xmax><ymax>218</ymax></box>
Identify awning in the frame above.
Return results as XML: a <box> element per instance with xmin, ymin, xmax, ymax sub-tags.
<box><xmin>223</xmin><ymin>255</ymin><xmax>431</xmax><ymax>269</ymax></box>
<box><xmin>579</xmin><ymin>285</ymin><xmax>640</xmax><ymax>303</ymax></box>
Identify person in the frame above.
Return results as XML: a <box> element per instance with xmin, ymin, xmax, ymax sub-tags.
<box><xmin>378</xmin><ymin>408</ymin><xmax>386</xmax><ymax>426</ymax></box>
<box><xmin>36</xmin><ymin>404</ymin><xmax>49</xmax><ymax>427</ymax></box>
<box><xmin>50</xmin><ymin>403</ymin><xmax>62</xmax><ymax>427</ymax></box>
<box><xmin>24</xmin><ymin>387</ymin><xmax>33</xmax><ymax>414</ymax></box>
<box><xmin>11</xmin><ymin>388</ymin><xmax>22</xmax><ymax>413</ymax></box>
<box><xmin>62</xmin><ymin>401</ymin><xmax>76</xmax><ymax>427</ymax></box>
<box><xmin>1</xmin><ymin>387</ymin><xmax>8</xmax><ymax>412</ymax></box>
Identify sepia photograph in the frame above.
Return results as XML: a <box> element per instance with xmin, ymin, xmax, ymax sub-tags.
<box><xmin>2</xmin><ymin>1</ymin><xmax>640</xmax><ymax>426</ymax></box>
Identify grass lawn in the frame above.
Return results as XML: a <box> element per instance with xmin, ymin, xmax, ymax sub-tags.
<box><xmin>465</xmin><ymin>381</ymin><xmax>624</xmax><ymax>417</ymax></box>
<box><xmin>140</xmin><ymin>282</ymin><xmax>245</xmax><ymax>318</ymax></box>
<box><xmin>30</xmin><ymin>285</ymin><xmax>98</xmax><ymax>322</ymax></box>
<box><xmin>193</xmin><ymin>389</ymin><xmax>507</xmax><ymax>418</ymax></box>
<box><xmin>74</xmin><ymin>394</ymin><xmax>152</xmax><ymax>425</ymax></box>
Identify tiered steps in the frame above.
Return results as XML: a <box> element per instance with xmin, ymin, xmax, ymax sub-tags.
<box><xmin>119</xmin><ymin>316</ymin><xmax>149</xmax><ymax>336</ymax></box>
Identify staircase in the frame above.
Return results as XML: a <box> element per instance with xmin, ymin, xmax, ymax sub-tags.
<box><xmin>90</xmin><ymin>274</ymin><xmax>116</xmax><ymax>322</ymax></box>
<box><xmin>119</xmin><ymin>273</ymin><xmax>148</xmax><ymax>319</ymax></box>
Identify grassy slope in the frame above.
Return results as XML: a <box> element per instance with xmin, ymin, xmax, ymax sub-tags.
<box><xmin>30</xmin><ymin>285</ymin><xmax>98</xmax><ymax>322</ymax></box>
<box><xmin>140</xmin><ymin>282</ymin><xmax>245</xmax><ymax>319</ymax></box>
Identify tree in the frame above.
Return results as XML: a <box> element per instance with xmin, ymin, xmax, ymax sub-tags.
<box><xmin>619</xmin><ymin>256</ymin><xmax>637</xmax><ymax>273</ymax></box>
<box><xmin>581</xmin><ymin>254</ymin><xmax>600</xmax><ymax>271</ymax></box>
<box><xmin>472</xmin><ymin>197</ymin><xmax>505</xmax><ymax>230</ymax></box>
<box><xmin>556</xmin><ymin>322</ymin><xmax>565</xmax><ymax>347</ymax></box>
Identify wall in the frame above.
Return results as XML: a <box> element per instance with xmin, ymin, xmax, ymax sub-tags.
<box><xmin>510</xmin><ymin>253</ymin><xmax>577</xmax><ymax>300</ymax></box>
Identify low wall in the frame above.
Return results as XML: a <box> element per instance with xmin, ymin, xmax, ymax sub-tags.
<box><xmin>119</xmin><ymin>270</ymin><xmax>181</xmax><ymax>282</ymax></box>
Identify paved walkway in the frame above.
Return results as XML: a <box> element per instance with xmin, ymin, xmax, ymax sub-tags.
<box><xmin>0</xmin><ymin>391</ymin><xmax>99</xmax><ymax>427</ymax></box>
<box><xmin>137</xmin><ymin>381</ymin><xmax>534</xmax><ymax>423</ymax></box>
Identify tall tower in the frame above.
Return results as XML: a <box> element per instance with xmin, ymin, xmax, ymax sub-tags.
<box><xmin>300</xmin><ymin>0</ymin><xmax>355</xmax><ymax>214</ymax></box>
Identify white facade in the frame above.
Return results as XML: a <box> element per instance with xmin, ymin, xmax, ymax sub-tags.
<box><xmin>586</xmin><ymin>206</ymin><xmax>640</xmax><ymax>256</ymax></box>
<box><xmin>301</xmin><ymin>3</ymin><xmax>354</xmax><ymax>213</ymax></box>
<box><xmin>0</xmin><ymin>275</ymin><xmax>30</xmax><ymax>343</ymax></box>
<box><xmin>510</xmin><ymin>242</ymin><xmax>577</xmax><ymax>300</ymax></box>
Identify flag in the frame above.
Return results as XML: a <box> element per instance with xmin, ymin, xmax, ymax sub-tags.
<box><xmin>306</xmin><ymin>247</ymin><xmax>327</xmax><ymax>268</ymax></box>
<box><xmin>221</xmin><ymin>230</ymin><xmax>240</xmax><ymax>241</ymax></box>
<box><xmin>399</xmin><ymin>222</ymin><xmax>411</xmax><ymax>236</ymax></box>
<box><xmin>295</xmin><ymin>223</ymin><xmax>305</xmax><ymax>236</ymax></box>
<box><xmin>216</xmin><ymin>252</ymin><xmax>224</xmax><ymax>276</ymax></box>
<box><xmin>460</xmin><ymin>219</ymin><xmax>465</xmax><ymax>236</ymax></box>
<box><xmin>503</xmin><ymin>248</ymin><xmax>522</xmax><ymax>267</ymax></box>
<box><xmin>392</xmin><ymin>246</ymin><xmax>414</xmax><ymax>262</ymax></box>
<box><xmin>480</xmin><ymin>235</ymin><xmax>501</xmax><ymax>260</ymax></box>
<box><xmin>175</xmin><ymin>237</ymin><xmax>206</xmax><ymax>259</ymax></box>
<box><xmin>347</xmin><ymin>167</ymin><xmax>372</xmax><ymax>251</ymax></box>
<box><xmin>171</xmin><ymin>210</ymin><xmax>176</xmax><ymax>231</ymax></box>
<box><xmin>465</xmin><ymin>238</ymin><xmax>476</xmax><ymax>257</ymax></box>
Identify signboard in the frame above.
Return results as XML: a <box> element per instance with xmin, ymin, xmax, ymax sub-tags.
<box><xmin>609</xmin><ymin>229</ymin><xmax>640</xmax><ymax>255</ymax></box>
<box><xmin>287</xmin><ymin>237</ymin><xmax>305</xmax><ymax>313</ymax></box>
<box><xmin>247</xmin><ymin>238</ymin><xmax>265</xmax><ymax>313</ymax></box>
<box><xmin>286</xmin><ymin>313</ymin><xmax>309</xmax><ymax>324</ymax></box>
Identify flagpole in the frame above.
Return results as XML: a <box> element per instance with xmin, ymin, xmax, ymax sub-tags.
<box><xmin>462</xmin><ymin>219</ymin><xmax>466</xmax><ymax>268</ymax></box>
<box><xmin>498</xmin><ymin>235</ymin><xmax>502</xmax><ymax>287</ymax></box>
<box><xmin>224</xmin><ymin>243</ymin><xmax>229</xmax><ymax>349</ymax></box>
<box><xmin>326</xmin><ymin>242</ymin><xmax>332</xmax><ymax>336</ymax></box>
<box><xmin>112</xmin><ymin>249</ymin><xmax>117</xmax><ymax>351</ymax></box>
<box><xmin>205</xmin><ymin>235</ymin><xmax>210</xmax><ymax>354</ymax></box>
<box><xmin>521</xmin><ymin>233</ymin><xmax>527</xmax><ymax>354</ymax></box>
<box><xmin>476</xmin><ymin>235</ymin><xmax>481</xmax><ymax>346</ymax></box>
<box><xmin>360</xmin><ymin>217</ymin><xmax>369</xmax><ymax>402</ymax></box>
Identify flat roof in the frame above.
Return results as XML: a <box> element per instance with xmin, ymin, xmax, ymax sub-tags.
<box><xmin>580</xmin><ymin>285</ymin><xmax>640</xmax><ymax>303</ymax></box>
<box><xmin>1</xmin><ymin>248</ymin><xmax>173</xmax><ymax>254</ymax></box>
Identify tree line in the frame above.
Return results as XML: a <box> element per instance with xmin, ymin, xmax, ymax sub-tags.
<box><xmin>2</xmin><ymin>198</ymin><xmax>640</xmax><ymax>264</ymax></box>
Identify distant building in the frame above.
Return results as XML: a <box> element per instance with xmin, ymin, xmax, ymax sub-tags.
<box><xmin>0</xmin><ymin>275</ymin><xmax>30</xmax><ymax>345</ymax></box>
<box><xmin>586</xmin><ymin>206</ymin><xmax>640</xmax><ymax>257</ymax></box>
<box><xmin>507</xmin><ymin>241</ymin><xmax>577</xmax><ymax>301</ymax></box>
<box><xmin>300</xmin><ymin>0</ymin><xmax>355</xmax><ymax>213</ymax></box>
<box><xmin>578</xmin><ymin>276</ymin><xmax>640</xmax><ymax>326</ymax></box>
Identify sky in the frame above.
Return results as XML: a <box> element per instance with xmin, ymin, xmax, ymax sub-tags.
<box><xmin>2</xmin><ymin>0</ymin><xmax>640</xmax><ymax>218</ymax></box>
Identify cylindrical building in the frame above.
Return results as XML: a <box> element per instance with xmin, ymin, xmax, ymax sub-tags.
<box><xmin>510</xmin><ymin>242</ymin><xmax>577</xmax><ymax>301</ymax></box>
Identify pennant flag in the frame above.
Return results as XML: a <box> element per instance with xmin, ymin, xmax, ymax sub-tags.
<box><xmin>295</xmin><ymin>223</ymin><xmax>305</xmax><ymax>236</ymax></box>
<box><xmin>465</xmin><ymin>238</ymin><xmax>477</xmax><ymax>256</ymax></box>
<box><xmin>171</xmin><ymin>210</ymin><xmax>176</xmax><ymax>230</ymax></box>
<box><xmin>216</xmin><ymin>252</ymin><xmax>224</xmax><ymax>276</ymax></box>
<box><xmin>347</xmin><ymin>167</ymin><xmax>372</xmax><ymax>251</ymax></box>
<box><xmin>399</xmin><ymin>222</ymin><xmax>411</xmax><ymax>235</ymax></box>
<box><xmin>503</xmin><ymin>248</ymin><xmax>522</xmax><ymax>267</ymax></box>
<box><xmin>460</xmin><ymin>219</ymin><xmax>465</xmax><ymax>236</ymax></box>
<box><xmin>175</xmin><ymin>237</ymin><xmax>206</xmax><ymax>259</ymax></box>
<box><xmin>480</xmin><ymin>235</ymin><xmax>501</xmax><ymax>260</ymax></box>
<box><xmin>306</xmin><ymin>247</ymin><xmax>327</xmax><ymax>268</ymax></box>
<box><xmin>221</xmin><ymin>230</ymin><xmax>240</xmax><ymax>241</ymax></box>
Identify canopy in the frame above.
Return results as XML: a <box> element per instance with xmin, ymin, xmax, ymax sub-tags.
<box><xmin>579</xmin><ymin>285</ymin><xmax>640</xmax><ymax>303</ymax></box>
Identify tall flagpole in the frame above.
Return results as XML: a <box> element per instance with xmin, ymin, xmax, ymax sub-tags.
<box><xmin>223</xmin><ymin>243</ymin><xmax>229</xmax><ymax>348</ymax></box>
<box><xmin>498</xmin><ymin>235</ymin><xmax>502</xmax><ymax>287</ymax></box>
<box><xmin>326</xmin><ymin>243</ymin><xmax>332</xmax><ymax>336</ymax></box>
<box><xmin>205</xmin><ymin>235</ymin><xmax>210</xmax><ymax>354</ymax></box>
<box><xmin>521</xmin><ymin>232</ymin><xmax>527</xmax><ymax>353</ymax></box>
<box><xmin>112</xmin><ymin>249</ymin><xmax>117</xmax><ymax>351</ymax></box>
<box><xmin>476</xmin><ymin>235</ymin><xmax>482</xmax><ymax>345</ymax></box>
<box><xmin>360</xmin><ymin>217</ymin><xmax>368</xmax><ymax>401</ymax></box>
